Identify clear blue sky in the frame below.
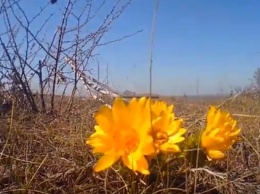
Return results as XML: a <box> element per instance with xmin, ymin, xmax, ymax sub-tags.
<box><xmin>5</xmin><ymin>0</ymin><xmax>260</xmax><ymax>95</ymax></box>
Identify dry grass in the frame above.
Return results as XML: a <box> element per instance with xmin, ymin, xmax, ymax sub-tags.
<box><xmin>0</xmin><ymin>95</ymin><xmax>259</xmax><ymax>194</ymax></box>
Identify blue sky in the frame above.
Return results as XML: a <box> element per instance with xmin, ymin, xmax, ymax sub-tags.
<box><xmin>98</xmin><ymin>0</ymin><xmax>260</xmax><ymax>95</ymax></box>
<box><xmin>3</xmin><ymin>0</ymin><xmax>260</xmax><ymax>96</ymax></box>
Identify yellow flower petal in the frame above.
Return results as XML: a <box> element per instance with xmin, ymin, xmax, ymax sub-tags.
<box><xmin>122</xmin><ymin>154</ymin><xmax>150</xmax><ymax>175</ymax></box>
<box><xmin>206</xmin><ymin>106</ymin><xmax>217</xmax><ymax>127</ymax></box>
<box><xmin>160</xmin><ymin>143</ymin><xmax>181</xmax><ymax>153</ymax></box>
<box><xmin>95</xmin><ymin>106</ymin><xmax>113</xmax><ymax>132</ymax></box>
<box><xmin>135</xmin><ymin>156</ymin><xmax>150</xmax><ymax>175</ymax></box>
<box><xmin>230</xmin><ymin>128</ymin><xmax>241</xmax><ymax>136</ymax></box>
<box><xmin>94</xmin><ymin>154</ymin><xmax>120</xmax><ymax>172</ymax></box>
<box><xmin>139</xmin><ymin>97</ymin><xmax>149</xmax><ymax>107</ymax></box>
<box><xmin>168</xmin><ymin>135</ymin><xmax>185</xmax><ymax>144</ymax></box>
<box><xmin>207</xmin><ymin>150</ymin><xmax>225</xmax><ymax>160</ymax></box>
<box><xmin>138</xmin><ymin>136</ymin><xmax>155</xmax><ymax>155</ymax></box>
<box><xmin>176</xmin><ymin>127</ymin><xmax>186</xmax><ymax>137</ymax></box>
<box><xmin>112</xmin><ymin>98</ymin><xmax>127</xmax><ymax>124</ymax></box>
<box><xmin>167</xmin><ymin>119</ymin><xmax>183</xmax><ymax>135</ymax></box>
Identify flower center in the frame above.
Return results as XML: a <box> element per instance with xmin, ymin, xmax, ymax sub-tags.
<box><xmin>125</xmin><ymin>130</ymin><xmax>140</xmax><ymax>153</ymax></box>
<box><xmin>153</xmin><ymin>129</ymin><xmax>169</xmax><ymax>150</ymax></box>
<box><xmin>113</xmin><ymin>128</ymin><xmax>140</xmax><ymax>154</ymax></box>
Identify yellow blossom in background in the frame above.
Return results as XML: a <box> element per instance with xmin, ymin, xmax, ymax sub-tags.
<box><xmin>201</xmin><ymin>106</ymin><xmax>241</xmax><ymax>160</ymax></box>
<box><xmin>148</xmin><ymin>99</ymin><xmax>186</xmax><ymax>155</ymax></box>
<box><xmin>86</xmin><ymin>97</ymin><xmax>155</xmax><ymax>175</ymax></box>
<box><xmin>151</xmin><ymin>100</ymin><xmax>173</xmax><ymax>117</ymax></box>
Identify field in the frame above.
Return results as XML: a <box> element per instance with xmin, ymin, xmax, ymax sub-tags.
<box><xmin>0</xmin><ymin>94</ymin><xmax>259</xmax><ymax>194</ymax></box>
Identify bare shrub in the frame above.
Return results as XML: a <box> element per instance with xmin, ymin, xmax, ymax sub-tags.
<box><xmin>0</xmin><ymin>0</ymin><xmax>139</xmax><ymax>114</ymax></box>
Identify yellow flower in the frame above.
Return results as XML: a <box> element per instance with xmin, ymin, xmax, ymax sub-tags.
<box><xmin>201</xmin><ymin>106</ymin><xmax>241</xmax><ymax>160</ymax></box>
<box><xmin>86</xmin><ymin>97</ymin><xmax>155</xmax><ymax>175</ymax></box>
<box><xmin>149</xmin><ymin>99</ymin><xmax>186</xmax><ymax>155</ymax></box>
<box><xmin>151</xmin><ymin>100</ymin><xmax>173</xmax><ymax>117</ymax></box>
